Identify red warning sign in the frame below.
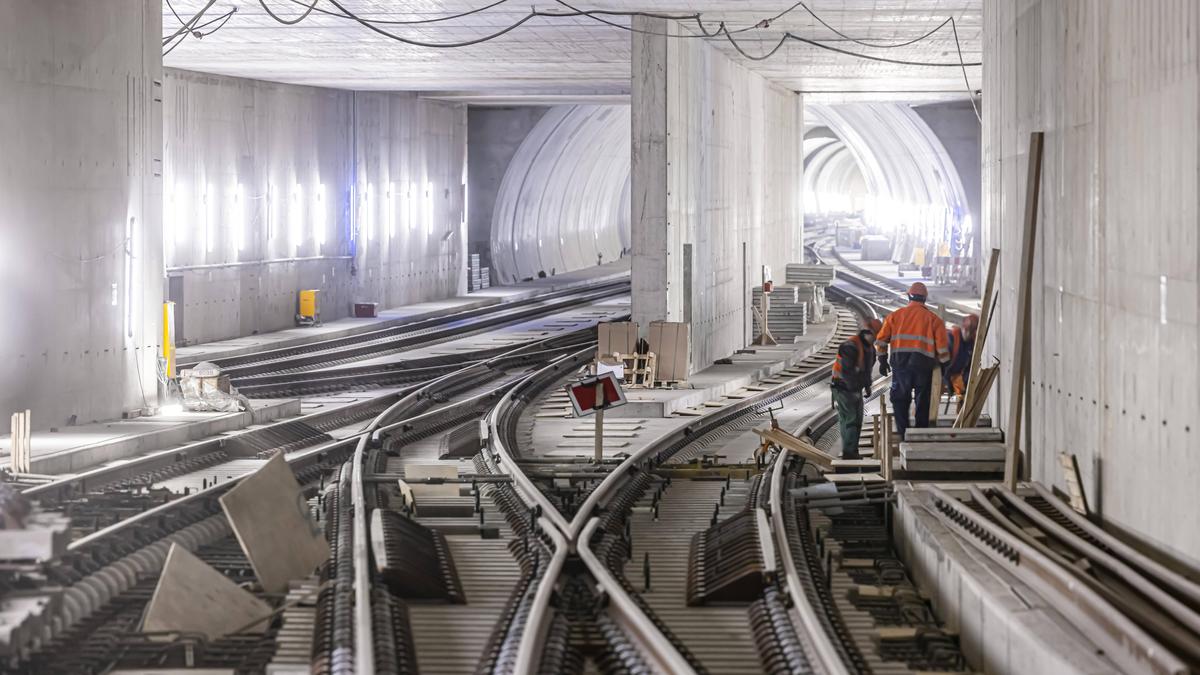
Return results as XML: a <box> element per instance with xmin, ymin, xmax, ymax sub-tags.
<box><xmin>565</xmin><ymin>371</ymin><xmax>627</xmax><ymax>417</ymax></box>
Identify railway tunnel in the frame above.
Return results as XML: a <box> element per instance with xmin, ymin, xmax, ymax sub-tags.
<box><xmin>0</xmin><ymin>2</ymin><xmax>1197</xmax><ymax>674</ymax></box>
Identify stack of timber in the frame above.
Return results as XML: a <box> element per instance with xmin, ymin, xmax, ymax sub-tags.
<box><xmin>900</xmin><ymin>427</ymin><xmax>1004</xmax><ymax>474</ymax></box>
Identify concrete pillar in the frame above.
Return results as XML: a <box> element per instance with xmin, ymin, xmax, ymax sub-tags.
<box><xmin>0</xmin><ymin>0</ymin><xmax>163</xmax><ymax>429</ymax></box>
<box><xmin>630</xmin><ymin>16</ymin><xmax>803</xmax><ymax>372</ymax></box>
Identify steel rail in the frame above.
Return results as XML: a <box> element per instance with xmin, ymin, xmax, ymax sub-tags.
<box><xmin>213</xmin><ymin>282</ymin><xmax>629</xmax><ymax>380</ymax></box>
<box><xmin>512</xmin><ymin>516</ymin><xmax>570</xmax><ymax>675</ymax></box>
<box><xmin>928</xmin><ymin>484</ymin><xmax>1187</xmax><ymax>675</ymax></box>
<box><xmin>345</xmin><ymin>337</ymin><xmax>607</xmax><ymax>673</ymax></box>
<box><xmin>767</xmin><ymin>428</ymin><xmax>851</xmax><ymax>675</ymax></box>
<box><xmin>179</xmin><ymin>278</ymin><xmax>629</xmax><ymax>370</ymax></box>
<box><xmin>578</xmin><ymin>517</ymin><xmax>698</xmax><ymax>675</ymax></box>
<box><xmin>1029</xmin><ymin>482</ymin><xmax>1200</xmax><ymax>609</ymax></box>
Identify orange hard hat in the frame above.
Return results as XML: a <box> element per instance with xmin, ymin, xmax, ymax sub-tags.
<box><xmin>908</xmin><ymin>281</ymin><xmax>929</xmax><ymax>298</ymax></box>
<box><xmin>963</xmin><ymin>314</ymin><xmax>980</xmax><ymax>330</ymax></box>
<box><xmin>865</xmin><ymin>318</ymin><xmax>883</xmax><ymax>334</ymax></box>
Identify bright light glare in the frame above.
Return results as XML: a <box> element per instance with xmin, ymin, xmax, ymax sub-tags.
<box><xmin>159</xmin><ymin>403</ymin><xmax>184</xmax><ymax>416</ymax></box>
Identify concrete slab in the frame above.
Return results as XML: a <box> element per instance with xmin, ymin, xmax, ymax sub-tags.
<box><xmin>0</xmin><ymin>399</ymin><xmax>299</xmax><ymax>476</ymax></box>
<box><xmin>177</xmin><ymin>261</ymin><xmax>629</xmax><ymax>364</ymax></box>
<box><xmin>893</xmin><ymin>485</ymin><xmax>1122</xmax><ymax>674</ymax></box>
<box><xmin>607</xmin><ymin>317</ymin><xmax>840</xmax><ymax>419</ymax></box>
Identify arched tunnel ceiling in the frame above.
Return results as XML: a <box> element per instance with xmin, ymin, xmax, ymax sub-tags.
<box><xmin>804</xmin><ymin>103</ymin><xmax>971</xmax><ymax>250</ymax></box>
<box><xmin>491</xmin><ymin>105</ymin><xmax>630</xmax><ymax>283</ymax></box>
<box><xmin>162</xmin><ymin>1</ymin><xmax>981</xmax><ymax>102</ymax></box>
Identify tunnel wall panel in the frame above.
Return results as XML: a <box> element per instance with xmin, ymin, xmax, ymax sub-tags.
<box><xmin>164</xmin><ymin>70</ymin><xmax>466</xmax><ymax>345</ymax></box>
<box><xmin>632</xmin><ymin>17</ymin><xmax>803</xmax><ymax>372</ymax></box>
<box><xmin>0</xmin><ymin>0</ymin><xmax>162</xmax><ymax>429</ymax></box>
<box><xmin>984</xmin><ymin>0</ymin><xmax>1200</xmax><ymax>563</ymax></box>
<box><xmin>490</xmin><ymin>105</ymin><xmax>631</xmax><ymax>284</ymax></box>
<box><xmin>467</xmin><ymin>106</ymin><xmax>549</xmax><ymax>271</ymax></box>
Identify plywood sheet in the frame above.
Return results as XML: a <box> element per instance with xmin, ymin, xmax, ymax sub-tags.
<box><xmin>142</xmin><ymin>543</ymin><xmax>271</xmax><ymax>641</ymax></box>
<box><xmin>598</xmin><ymin>321</ymin><xmax>637</xmax><ymax>357</ymax></box>
<box><xmin>219</xmin><ymin>453</ymin><xmax>329</xmax><ymax>595</ymax></box>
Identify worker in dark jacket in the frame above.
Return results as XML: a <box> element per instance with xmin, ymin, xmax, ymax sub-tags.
<box><xmin>946</xmin><ymin>313</ymin><xmax>979</xmax><ymax>400</ymax></box>
<box><xmin>831</xmin><ymin>318</ymin><xmax>883</xmax><ymax>459</ymax></box>
<box><xmin>875</xmin><ymin>282</ymin><xmax>950</xmax><ymax>439</ymax></box>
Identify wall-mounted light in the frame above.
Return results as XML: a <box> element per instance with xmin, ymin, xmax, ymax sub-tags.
<box><xmin>290</xmin><ymin>183</ymin><xmax>304</xmax><ymax>253</ymax></box>
<box><xmin>387</xmin><ymin>182</ymin><xmax>396</xmax><ymax>239</ymax></box>
<box><xmin>232</xmin><ymin>182</ymin><xmax>244</xmax><ymax>253</ymax></box>
<box><xmin>173</xmin><ymin>183</ymin><xmax>188</xmax><ymax>246</ymax></box>
<box><xmin>425</xmin><ymin>181</ymin><xmax>434</xmax><ymax>237</ymax></box>
<box><xmin>365</xmin><ymin>182</ymin><xmax>375</xmax><ymax>242</ymax></box>
<box><xmin>203</xmin><ymin>182</ymin><xmax>215</xmax><ymax>254</ymax></box>
<box><xmin>315</xmin><ymin>183</ymin><xmax>326</xmax><ymax>248</ymax></box>
<box><xmin>408</xmin><ymin>182</ymin><xmax>417</xmax><ymax>234</ymax></box>
<box><xmin>268</xmin><ymin>183</ymin><xmax>278</xmax><ymax>241</ymax></box>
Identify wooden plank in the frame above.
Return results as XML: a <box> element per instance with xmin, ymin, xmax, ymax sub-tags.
<box><xmin>1059</xmin><ymin>452</ymin><xmax>1090</xmax><ymax>515</ymax></box>
<box><xmin>556</xmin><ymin>440</ymin><xmax>630</xmax><ymax>448</ymax></box>
<box><xmin>142</xmin><ymin>543</ymin><xmax>271</xmax><ymax>641</ymax></box>
<box><xmin>219</xmin><ymin>453</ymin><xmax>330</xmax><ymax>595</ymax></box>
<box><xmin>903</xmin><ymin>459</ymin><xmax>1004</xmax><ymax>473</ymax></box>
<box><xmin>825</xmin><ymin>472</ymin><xmax>884</xmax><ymax>484</ymax></box>
<box><xmin>903</xmin><ymin>427</ymin><xmax>1003</xmax><ymax>443</ymax></box>
<box><xmin>900</xmin><ymin>442</ymin><xmax>1005</xmax><ymax>461</ymax></box>
<box><xmin>405</xmin><ymin>464</ymin><xmax>460</xmax><ymax>497</ymax></box>
<box><xmin>830</xmin><ymin>458</ymin><xmax>882</xmax><ymax>469</ymax></box>
<box><xmin>1005</xmin><ymin>132</ymin><xmax>1044</xmax><ymax>489</ymax></box>
<box><xmin>562</xmin><ymin>431</ymin><xmax>638</xmax><ymax>439</ymax></box>
<box><xmin>956</xmin><ymin>248</ymin><xmax>1000</xmax><ymax>428</ymax></box>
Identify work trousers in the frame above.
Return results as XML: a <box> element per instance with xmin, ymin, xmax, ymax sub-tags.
<box><xmin>832</xmin><ymin>387</ymin><xmax>864</xmax><ymax>459</ymax></box>
<box><xmin>890</xmin><ymin>366</ymin><xmax>933</xmax><ymax>440</ymax></box>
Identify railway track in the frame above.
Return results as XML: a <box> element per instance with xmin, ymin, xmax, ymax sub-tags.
<box><xmin>189</xmin><ymin>281</ymin><xmax>629</xmax><ymax>388</ymax></box>
<box><xmin>4</xmin><ymin>317</ymin><xmax>610</xmax><ymax>673</ymax></box>
<box><xmin>930</xmin><ymin>483</ymin><xmax>1200</xmax><ymax>674</ymax></box>
<box><xmin>6</xmin><ymin>256</ymin><xmax>995</xmax><ymax>674</ymax></box>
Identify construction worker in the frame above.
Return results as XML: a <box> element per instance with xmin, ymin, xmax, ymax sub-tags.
<box><xmin>946</xmin><ymin>314</ymin><xmax>979</xmax><ymax>399</ymax></box>
<box><xmin>831</xmin><ymin>318</ymin><xmax>883</xmax><ymax>459</ymax></box>
<box><xmin>875</xmin><ymin>282</ymin><xmax>950</xmax><ymax>439</ymax></box>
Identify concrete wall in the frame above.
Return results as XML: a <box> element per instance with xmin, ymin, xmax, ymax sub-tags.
<box><xmin>0</xmin><ymin>0</ymin><xmax>162</xmax><ymax>429</ymax></box>
<box><xmin>632</xmin><ymin>17</ymin><xmax>804</xmax><ymax>371</ymax></box>
<box><xmin>164</xmin><ymin>71</ymin><xmax>467</xmax><ymax>344</ymax></box>
<box><xmin>490</xmin><ymin>105</ymin><xmax>631</xmax><ymax>283</ymax></box>
<box><xmin>984</xmin><ymin>1</ymin><xmax>1200</xmax><ymax>563</ymax></box>
<box><xmin>467</xmin><ymin>106</ymin><xmax>548</xmax><ymax>270</ymax></box>
<box><xmin>914</xmin><ymin>100</ymin><xmax>983</xmax><ymax>264</ymax></box>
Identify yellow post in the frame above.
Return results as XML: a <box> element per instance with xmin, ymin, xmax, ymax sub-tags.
<box><xmin>162</xmin><ymin>302</ymin><xmax>176</xmax><ymax>378</ymax></box>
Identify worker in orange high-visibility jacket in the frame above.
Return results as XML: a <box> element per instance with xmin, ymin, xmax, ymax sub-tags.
<box><xmin>875</xmin><ymin>282</ymin><xmax>950</xmax><ymax>439</ymax></box>
<box><xmin>945</xmin><ymin>313</ymin><xmax>979</xmax><ymax>399</ymax></box>
<box><xmin>831</xmin><ymin>318</ymin><xmax>883</xmax><ymax>459</ymax></box>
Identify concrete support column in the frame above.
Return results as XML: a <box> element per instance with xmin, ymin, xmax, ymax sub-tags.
<box><xmin>631</xmin><ymin>17</ymin><xmax>676</xmax><ymax>331</ymax></box>
<box><xmin>630</xmin><ymin>16</ymin><xmax>803</xmax><ymax>372</ymax></box>
<box><xmin>0</xmin><ymin>0</ymin><xmax>163</xmax><ymax>429</ymax></box>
